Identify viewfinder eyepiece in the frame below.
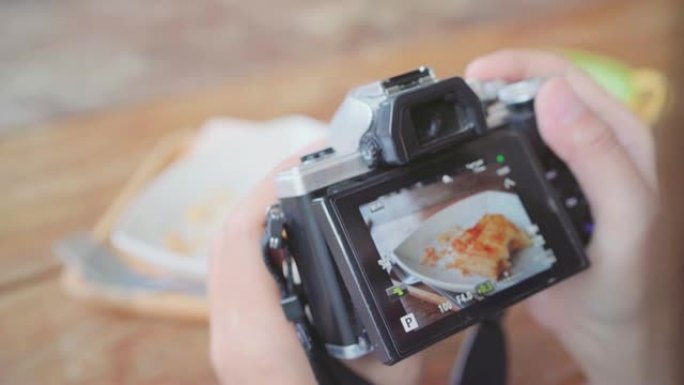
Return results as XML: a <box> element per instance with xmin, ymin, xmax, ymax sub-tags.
<box><xmin>410</xmin><ymin>95</ymin><xmax>472</xmax><ymax>145</ymax></box>
<box><xmin>363</xmin><ymin>70</ymin><xmax>488</xmax><ymax>167</ymax></box>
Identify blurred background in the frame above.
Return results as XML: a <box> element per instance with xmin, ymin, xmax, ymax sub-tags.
<box><xmin>0</xmin><ymin>0</ymin><xmax>623</xmax><ymax>132</ymax></box>
<box><xmin>0</xmin><ymin>0</ymin><xmax>680</xmax><ymax>384</ymax></box>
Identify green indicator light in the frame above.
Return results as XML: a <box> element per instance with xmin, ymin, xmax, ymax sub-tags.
<box><xmin>496</xmin><ymin>154</ymin><xmax>505</xmax><ymax>164</ymax></box>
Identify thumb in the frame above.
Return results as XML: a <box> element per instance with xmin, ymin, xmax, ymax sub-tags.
<box><xmin>535</xmin><ymin>77</ymin><xmax>654</xmax><ymax>263</ymax></box>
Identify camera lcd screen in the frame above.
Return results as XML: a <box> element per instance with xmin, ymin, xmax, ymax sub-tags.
<box><xmin>325</xmin><ymin>132</ymin><xmax>587</xmax><ymax>362</ymax></box>
<box><xmin>358</xmin><ymin>160</ymin><xmax>553</xmax><ymax>334</ymax></box>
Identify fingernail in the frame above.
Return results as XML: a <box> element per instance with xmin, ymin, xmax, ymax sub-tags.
<box><xmin>546</xmin><ymin>79</ymin><xmax>587</xmax><ymax>126</ymax></box>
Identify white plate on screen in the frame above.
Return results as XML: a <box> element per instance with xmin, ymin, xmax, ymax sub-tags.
<box><xmin>392</xmin><ymin>190</ymin><xmax>555</xmax><ymax>293</ymax></box>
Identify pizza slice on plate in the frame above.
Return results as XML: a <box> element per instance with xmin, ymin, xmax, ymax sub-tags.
<box><xmin>449</xmin><ymin>214</ymin><xmax>531</xmax><ymax>280</ymax></box>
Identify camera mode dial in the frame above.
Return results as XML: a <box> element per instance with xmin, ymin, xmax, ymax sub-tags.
<box><xmin>360</xmin><ymin>135</ymin><xmax>382</xmax><ymax>168</ymax></box>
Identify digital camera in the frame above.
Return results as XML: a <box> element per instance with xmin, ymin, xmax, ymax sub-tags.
<box><xmin>267</xmin><ymin>67</ymin><xmax>591</xmax><ymax>366</ymax></box>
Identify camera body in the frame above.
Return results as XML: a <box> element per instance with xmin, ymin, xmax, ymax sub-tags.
<box><xmin>273</xmin><ymin>68</ymin><xmax>591</xmax><ymax>364</ymax></box>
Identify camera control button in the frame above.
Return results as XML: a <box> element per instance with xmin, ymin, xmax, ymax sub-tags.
<box><xmin>498</xmin><ymin>77</ymin><xmax>544</xmax><ymax>106</ymax></box>
<box><xmin>360</xmin><ymin>136</ymin><xmax>382</xmax><ymax>167</ymax></box>
<box><xmin>544</xmin><ymin>169</ymin><xmax>559</xmax><ymax>181</ymax></box>
<box><xmin>300</xmin><ymin>147</ymin><xmax>335</xmax><ymax>164</ymax></box>
<box><xmin>564</xmin><ymin>196</ymin><xmax>580</xmax><ymax>209</ymax></box>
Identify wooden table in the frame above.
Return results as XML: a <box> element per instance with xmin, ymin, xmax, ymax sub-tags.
<box><xmin>0</xmin><ymin>0</ymin><xmax>676</xmax><ymax>384</ymax></box>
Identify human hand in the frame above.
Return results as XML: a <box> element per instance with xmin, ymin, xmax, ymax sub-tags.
<box><xmin>466</xmin><ymin>50</ymin><xmax>659</xmax><ymax>385</ymax></box>
<box><xmin>208</xmin><ymin>150</ymin><xmax>423</xmax><ymax>385</ymax></box>
<box><xmin>209</xmin><ymin>50</ymin><xmax>660</xmax><ymax>384</ymax></box>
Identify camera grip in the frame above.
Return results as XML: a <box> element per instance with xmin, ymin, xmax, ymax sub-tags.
<box><xmin>280</xmin><ymin>195</ymin><xmax>363</xmax><ymax>348</ymax></box>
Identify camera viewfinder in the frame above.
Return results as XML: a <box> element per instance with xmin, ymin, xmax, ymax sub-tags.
<box><xmin>411</xmin><ymin>95</ymin><xmax>470</xmax><ymax>145</ymax></box>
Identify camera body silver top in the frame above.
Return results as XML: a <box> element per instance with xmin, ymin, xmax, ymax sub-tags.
<box><xmin>275</xmin><ymin>68</ymin><xmax>543</xmax><ymax>199</ymax></box>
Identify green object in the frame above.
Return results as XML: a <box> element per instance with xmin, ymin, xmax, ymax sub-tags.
<box><xmin>496</xmin><ymin>154</ymin><xmax>505</xmax><ymax>164</ymax></box>
<box><xmin>564</xmin><ymin>49</ymin><xmax>635</xmax><ymax>104</ymax></box>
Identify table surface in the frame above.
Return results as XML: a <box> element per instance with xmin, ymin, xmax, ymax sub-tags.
<box><xmin>0</xmin><ymin>0</ymin><xmax>676</xmax><ymax>384</ymax></box>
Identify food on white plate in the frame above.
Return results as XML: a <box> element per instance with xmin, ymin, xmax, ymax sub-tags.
<box><xmin>420</xmin><ymin>214</ymin><xmax>531</xmax><ymax>281</ymax></box>
<box><xmin>450</xmin><ymin>214</ymin><xmax>531</xmax><ymax>280</ymax></box>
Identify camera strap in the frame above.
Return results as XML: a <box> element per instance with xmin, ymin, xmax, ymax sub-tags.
<box><xmin>262</xmin><ymin>205</ymin><xmax>372</xmax><ymax>385</ymax></box>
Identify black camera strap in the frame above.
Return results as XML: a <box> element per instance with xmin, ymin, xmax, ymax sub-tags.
<box><xmin>451</xmin><ymin>313</ymin><xmax>507</xmax><ymax>385</ymax></box>
<box><xmin>262</xmin><ymin>205</ymin><xmax>372</xmax><ymax>385</ymax></box>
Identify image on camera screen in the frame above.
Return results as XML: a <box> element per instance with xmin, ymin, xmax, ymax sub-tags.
<box><xmin>359</xmin><ymin>158</ymin><xmax>557</xmax><ymax>332</ymax></box>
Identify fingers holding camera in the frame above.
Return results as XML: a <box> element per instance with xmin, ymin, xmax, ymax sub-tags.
<box><xmin>208</xmin><ymin>145</ymin><xmax>327</xmax><ymax>384</ymax></box>
<box><xmin>208</xmin><ymin>176</ymin><xmax>317</xmax><ymax>385</ymax></box>
<box><xmin>535</xmin><ymin>77</ymin><xmax>657</xmax><ymax>264</ymax></box>
<box><xmin>209</xmin><ymin>140</ymin><xmax>415</xmax><ymax>385</ymax></box>
<box><xmin>466</xmin><ymin>49</ymin><xmax>657</xmax><ymax>186</ymax></box>
<box><xmin>465</xmin><ymin>49</ymin><xmax>572</xmax><ymax>80</ymax></box>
